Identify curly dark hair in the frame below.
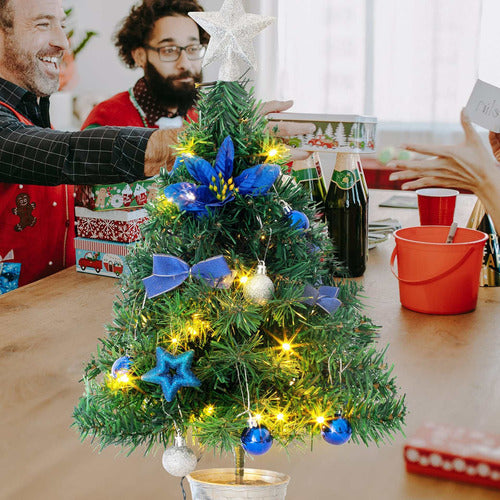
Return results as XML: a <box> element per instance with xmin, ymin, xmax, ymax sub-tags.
<box><xmin>0</xmin><ymin>0</ymin><xmax>14</xmax><ymax>30</ymax></box>
<box><xmin>114</xmin><ymin>0</ymin><xmax>208</xmax><ymax>68</ymax></box>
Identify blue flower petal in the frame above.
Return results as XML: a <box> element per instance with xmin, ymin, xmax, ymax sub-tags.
<box><xmin>170</xmin><ymin>155</ymin><xmax>185</xmax><ymax>174</ymax></box>
<box><xmin>182</xmin><ymin>155</ymin><xmax>217</xmax><ymax>186</ymax></box>
<box><xmin>234</xmin><ymin>164</ymin><xmax>281</xmax><ymax>196</ymax></box>
<box><xmin>164</xmin><ymin>182</ymin><xmax>198</xmax><ymax>211</ymax></box>
<box><xmin>214</xmin><ymin>136</ymin><xmax>235</xmax><ymax>179</ymax></box>
<box><xmin>195</xmin><ymin>185</ymin><xmax>218</xmax><ymax>204</ymax></box>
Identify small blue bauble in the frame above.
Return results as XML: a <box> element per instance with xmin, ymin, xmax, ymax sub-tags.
<box><xmin>287</xmin><ymin>210</ymin><xmax>309</xmax><ymax>230</ymax></box>
<box><xmin>111</xmin><ymin>356</ymin><xmax>133</xmax><ymax>378</ymax></box>
<box><xmin>321</xmin><ymin>417</ymin><xmax>352</xmax><ymax>445</ymax></box>
<box><xmin>241</xmin><ymin>425</ymin><xmax>273</xmax><ymax>455</ymax></box>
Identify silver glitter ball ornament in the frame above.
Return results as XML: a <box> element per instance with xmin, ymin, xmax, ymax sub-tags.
<box><xmin>162</xmin><ymin>436</ymin><xmax>198</xmax><ymax>477</ymax></box>
<box><xmin>243</xmin><ymin>261</ymin><xmax>274</xmax><ymax>304</ymax></box>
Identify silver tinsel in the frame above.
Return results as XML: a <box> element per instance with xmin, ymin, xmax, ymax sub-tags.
<box><xmin>189</xmin><ymin>0</ymin><xmax>274</xmax><ymax>81</ymax></box>
<box><xmin>162</xmin><ymin>436</ymin><xmax>198</xmax><ymax>477</ymax></box>
<box><xmin>243</xmin><ymin>261</ymin><xmax>274</xmax><ymax>304</ymax></box>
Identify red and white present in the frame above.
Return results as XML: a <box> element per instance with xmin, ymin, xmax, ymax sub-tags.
<box><xmin>75</xmin><ymin>207</ymin><xmax>148</xmax><ymax>243</ymax></box>
<box><xmin>74</xmin><ymin>237</ymin><xmax>136</xmax><ymax>278</ymax></box>
<box><xmin>404</xmin><ymin>422</ymin><xmax>500</xmax><ymax>489</ymax></box>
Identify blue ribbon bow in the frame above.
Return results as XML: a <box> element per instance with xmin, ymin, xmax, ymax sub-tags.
<box><xmin>143</xmin><ymin>254</ymin><xmax>231</xmax><ymax>298</ymax></box>
<box><xmin>302</xmin><ymin>284</ymin><xmax>342</xmax><ymax>316</ymax></box>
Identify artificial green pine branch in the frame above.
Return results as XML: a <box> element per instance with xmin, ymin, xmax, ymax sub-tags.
<box><xmin>73</xmin><ymin>79</ymin><xmax>406</xmax><ymax>462</ymax></box>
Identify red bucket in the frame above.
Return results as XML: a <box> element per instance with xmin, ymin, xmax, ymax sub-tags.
<box><xmin>391</xmin><ymin>226</ymin><xmax>488</xmax><ymax>314</ymax></box>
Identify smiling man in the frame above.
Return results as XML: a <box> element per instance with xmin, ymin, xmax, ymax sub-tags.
<box><xmin>0</xmin><ymin>0</ymin><xmax>183</xmax><ymax>290</ymax></box>
<box><xmin>82</xmin><ymin>0</ymin><xmax>207</xmax><ymax>129</ymax></box>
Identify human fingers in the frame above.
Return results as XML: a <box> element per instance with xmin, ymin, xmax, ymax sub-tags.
<box><xmin>388</xmin><ymin>169</ymin><xmax>421</xmax><ymax>182</ymax></box>
<box><xmin>388</xmin><ymin>166</ymin><xmax>450</xmax><ymax>182</ymax></box>
<box><xmin>399</xmin><ymin>176</ymin><xmax>465</xmax><ymax>191</ymax></box>
<box><xmin>266</xmin><ymin>120</ymin><xmax>315</xmax><ymax>137</ymax></box>
<box><xmin>399</xmin><ymin>177</ymin><xmax>443</xmax><ymax>191</ymax></box>
<box><xmin>489</xmin><ymin>131</ymin><xmax>500</xmax><ymax>161</ymax></box>
<box><xmin>287</xmin><ymin>147</ymin><xmax>311</xmax><ymax>161</ymax></box>
<box><xmin>260</xmin><ymin>99</ymin><xmax>293</xmax><ymax>116</ymax></box>
<box><xmin>460</xmin><ymin>108</ymin><xmax>482</xmax><ymax>144</ymax></box>
<box><xmin>387</xmin><ymin>157</ymin><xmax>448</xmax><ymax>171</ymax></box>
<box><xmin>401</xmin><ymin>143</ymin><xmax>450</xmax><ymax>158</ymax></box>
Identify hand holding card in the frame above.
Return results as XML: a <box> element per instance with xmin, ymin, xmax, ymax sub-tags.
<box><xmin>465</xmin><ymin>79</ymin><xmax>500</xmax><ymax>133</ymax></box>
<box><xmin>387</xmin><ymin>106</ymin><xmax>500</xmax><ymax>232</ymax></box>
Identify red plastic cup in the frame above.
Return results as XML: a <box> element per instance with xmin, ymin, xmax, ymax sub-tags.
<box><xmin>416</xmin><ymin>188</ymin><xmax>458</xmax><ymax>225</ymax></box>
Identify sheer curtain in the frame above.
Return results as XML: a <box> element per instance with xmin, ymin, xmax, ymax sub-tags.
<box><xmin>253</xmin><ymin>0</ymin><xmax>500</xmax><ymax>148</ymax></box>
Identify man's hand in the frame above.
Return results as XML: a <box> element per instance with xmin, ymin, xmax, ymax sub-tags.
<box><xmin>260</xmin><ymin>99</ymin><xmax>314</xmax><ymax>161</ymax></box>
<box><xmin>144</xmin><ymin>128</ymin><xmax>181</xmax><ymax>177</ymax></box>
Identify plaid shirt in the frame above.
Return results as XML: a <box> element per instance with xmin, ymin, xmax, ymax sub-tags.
<box><xmin>0</xmin><ymin>78</ymin><xmax>155</xmax><ymax>186</ymax></box>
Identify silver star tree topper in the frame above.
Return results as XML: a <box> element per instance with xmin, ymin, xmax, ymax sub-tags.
<box><xmin>189</xmin><ymin>0</ymin><xmax>274</xmax><ymax>82</ymax></box>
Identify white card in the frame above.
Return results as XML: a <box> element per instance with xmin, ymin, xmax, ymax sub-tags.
<box><xmin>465</xmin><ymin>79</ymin><xmax>500</xmax><ymax>133</ymax></box>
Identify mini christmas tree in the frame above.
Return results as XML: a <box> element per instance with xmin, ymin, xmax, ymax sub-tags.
<box><xmin>73</xmin><ymin>0</ymin><xmax>406</xmax><ymax>486</ymax></box>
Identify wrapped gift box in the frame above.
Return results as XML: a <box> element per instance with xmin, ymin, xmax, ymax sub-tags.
<box><xmin>404</xmin><ymin>422</ymin><xmax>500</xmax><ymax>489</ymax></box>
<box><xmin>267</xmin><ymin>113</ymin><xmax>377</xmax><ymax>153</ymax></box>
<box><xmin>75</xmin><ymin>177</ymin><xmax>161</xmax><ymax>211</ymax></box>
<box><xmin>74</xmin><ymin>237</ymin><xmax>136</xmax><ymax>279</ymax></box>
<box><xmin>0</xmin><ymin>262</ymin><xmax>21</xmax><ymax>294</ymax></box>
<box><xmin>75</xmin><ymin>207</ymin><xmax>148</xmax><ymax>243</ymax></box>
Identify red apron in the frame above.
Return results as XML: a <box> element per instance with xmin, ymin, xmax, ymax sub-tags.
<box><xmin>0</xmin><ymin>101</ymin><xmax>75</xmax><ymax>288</ymax></box>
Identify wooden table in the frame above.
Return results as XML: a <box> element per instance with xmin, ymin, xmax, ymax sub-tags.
<box><xmin>1</xmin><ymin>190</ymin><xmax>499</xmax><ymax>500</ymax></box>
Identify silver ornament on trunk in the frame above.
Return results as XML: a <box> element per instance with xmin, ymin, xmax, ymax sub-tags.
<box><xmin>162</xmin><ymin>435</ymin><xmax>198</xmax><ymax>477</ymax></box>
<box><xmin>243</xmin><ymin>261</ymin><xmax>274</xmax><ymax>304</ymax></box>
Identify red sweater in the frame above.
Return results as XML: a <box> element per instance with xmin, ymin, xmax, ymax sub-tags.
<box><xmin>81</xmin><ymin>91</ymin><xmax>198</xmax><ymax>129</ymax></box>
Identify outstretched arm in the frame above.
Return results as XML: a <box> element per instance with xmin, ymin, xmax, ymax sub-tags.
<box><xmin>388</xmin><ymin>109</ymin><xmax>500</xmax><ymax>229</ymax></box>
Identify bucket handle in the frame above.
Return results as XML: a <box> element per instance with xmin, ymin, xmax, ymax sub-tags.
<box><xmin>390</xmin><ymin>246</ymin><xmax>476</xmax><ymax>285</ymax></box>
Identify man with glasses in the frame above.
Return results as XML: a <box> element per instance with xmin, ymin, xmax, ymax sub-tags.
<box><xmin>82</xmin><ymin>0</ymin><xmax>208</xmax><ymax>129</ymax></box>
<box><xmin>81</xmin><ymin>0</ymin><xmax>313</xmax><ymax>141</ymax></box>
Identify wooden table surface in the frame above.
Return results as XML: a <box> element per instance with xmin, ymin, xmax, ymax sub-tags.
<box><xmin>1</xmin><ymin>189</ymin><xmax>499</xmax><ymax>500</ymax></box>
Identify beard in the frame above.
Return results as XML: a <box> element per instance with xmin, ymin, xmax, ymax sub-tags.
<box><xmin>3</xmin><ymin>33</ymin><xmax>61</xmax><ymax>97</ymax></box>
<box><xmin>143</xmin><ymin>60</ymin><xmax>201</xmax><ymax>115</ymax></box>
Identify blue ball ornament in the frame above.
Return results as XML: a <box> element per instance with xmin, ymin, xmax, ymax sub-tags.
<box><xmin>111</xmin><ymin>356</ymin><xmax>133</xmax><ymax>378</ymax></box>
<box><xmin>287</xmin><ymin>210</ymin><xmax>310</xmax><ymax>230</ymax></box>
<box><xmin>321</xmin><ymin>417</ymin><xmax>352</xmax><ymax>445</ymax></box>
<box><xmin>241</xmin><ymin>425</ymin><xmax>273</xmax><ymax>455</ymax></box>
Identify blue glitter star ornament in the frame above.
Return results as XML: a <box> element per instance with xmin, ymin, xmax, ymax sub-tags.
<box><xmin>141</xmin><ymin>348</ymin><xmax>201</xmax><ymax>402</ymax></box>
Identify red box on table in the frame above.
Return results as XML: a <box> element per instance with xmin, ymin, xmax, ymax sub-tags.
<box><xmin>404</xmin><ymin>422</ymin><xmax>500</xmax><ymax>489</ymax></box>
<box><xmin>75</xmin><ymin>207</ymin><xmax>148</xmax><ymax>243</ymax></box>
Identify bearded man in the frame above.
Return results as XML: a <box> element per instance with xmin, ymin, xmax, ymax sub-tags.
<box><xmin>82</xmin><ymin>0</ymin><xmax>207</xmax><ymax>129</ymax></box>
<box><xmin>81</xmin><ymin>0</ymin><xmax>312</xmax><ymax>137</ymax></box>
<box><xmin>0</xmin><ymin>0</ymin><xmax>182</xmax><ymax>289</ymax></box>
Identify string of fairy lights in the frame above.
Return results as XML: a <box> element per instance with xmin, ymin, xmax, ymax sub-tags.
<box><xmin>104</xmin><ymin>130</ymin><xmax>351</xmax><ymax>475</ymax></box>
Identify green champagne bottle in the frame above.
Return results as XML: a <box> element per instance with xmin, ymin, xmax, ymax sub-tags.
<box><xmin>325</xmin><ymin>153</ymin><xmax>369</xmax><ymax>277</ymax></box>
<box><xmin>292</xmin><ymin>153</ymin><xmax>327</xmax><ymax>220</ymax></box>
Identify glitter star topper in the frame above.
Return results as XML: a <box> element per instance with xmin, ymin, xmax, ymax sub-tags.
<box><xmin>189</xmin><ymin>0</ymin><xmax>275</xmax><ymax>81</ymax></box>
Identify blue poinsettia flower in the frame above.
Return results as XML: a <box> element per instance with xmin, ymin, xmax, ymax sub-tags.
<box><xmin>164</xmin><ymin>136</ymin><xmax>281</xmax><ymax>217</ymax></box>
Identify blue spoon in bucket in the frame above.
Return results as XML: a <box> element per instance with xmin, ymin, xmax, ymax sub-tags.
<box><xmin>446</xmin><ymin>222</ymin><xmax>458</xmax><ymax>243</ymax></box>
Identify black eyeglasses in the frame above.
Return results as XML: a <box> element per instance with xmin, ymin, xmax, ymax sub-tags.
<box><xmin>145</xmin><ymin>43</ymin><xmax>207</xmax><ymax>62</ymax></box>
